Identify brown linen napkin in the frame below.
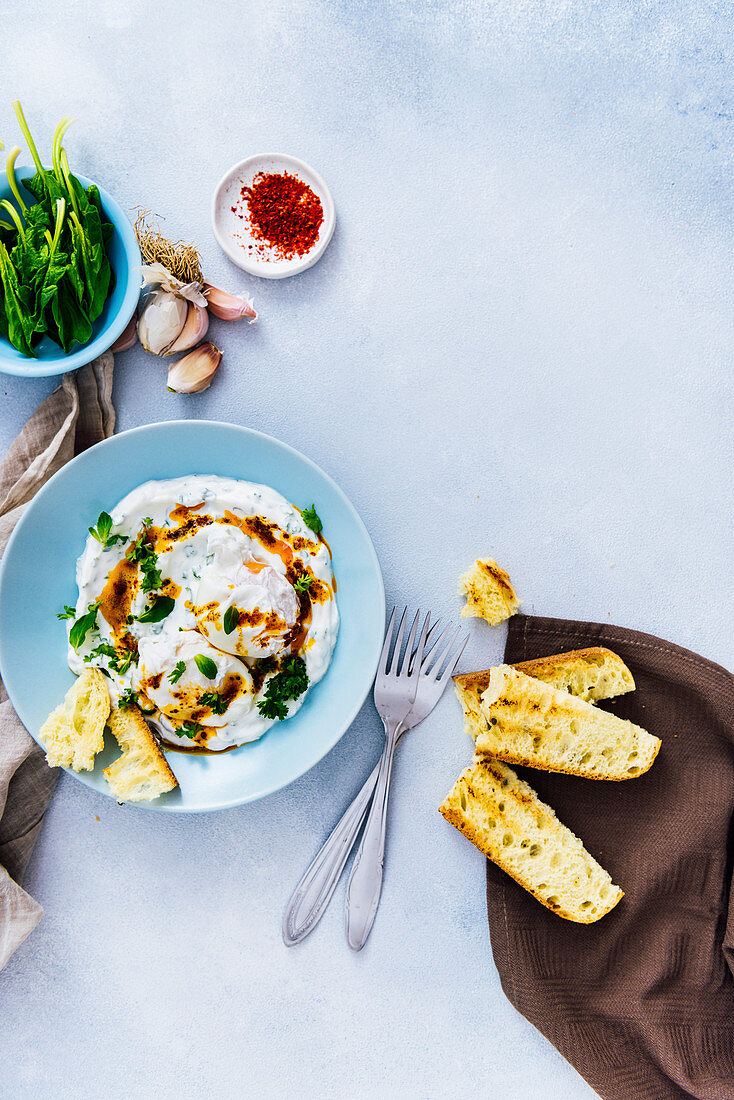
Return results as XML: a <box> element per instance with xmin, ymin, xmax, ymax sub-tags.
<box><xmin>0</xmin><ymin>354</ymin><xmax>114</xmax><ymax>969</ymax></box>
<box><xmin>484</xmin><ymin>614</ymin><xmax>734</xmax><ymax>1100</ymax></box>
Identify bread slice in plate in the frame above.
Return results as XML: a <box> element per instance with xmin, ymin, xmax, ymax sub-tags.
<box><xmin>454</xmin><ymin>646</ymin><xmax>635</xmax><ymax>742</ymax></box>
<box><xmin>38</xmin><ymin>667</ymin><xmax>110</xmax><ymax>771</ymax></box>
<box><xmin>439</xmin><ymin>756</ymin><xmax>623</xmax><ymax>922</ymax></box>
<box><xmin>477</xmin><ymin>664</ymin><xmax>660</xmax><ymax>780</ymax></box>
<box><xmin>104</xmin><ymin>707</ymin><xmax>178</xmax><ymax>803</ymax></box>
<box><xmin>459</xmin><ymin>558</ymin><xmax>519</xmax><ymax>626</ymax></box>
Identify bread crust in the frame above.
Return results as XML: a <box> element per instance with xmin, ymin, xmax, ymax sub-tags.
<box><xmin>454</xmin><ymin>646</ymin><xmax>635</xmax><ymax>699</ymax></box>
<box><xmin>104</xmin><ymin>707</ymin><xmax>178</xmax><ymax>802</ymax></box>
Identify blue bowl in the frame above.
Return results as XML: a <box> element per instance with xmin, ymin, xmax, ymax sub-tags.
<box><xmin>0</xmin><ymin>168</ymin><xmax>140</xmax><ymax>377</ymax></box>
<box><xmin>0</xmin><ymin>421</ymin><xmax>386</xmax><ymax>812</ymax></box>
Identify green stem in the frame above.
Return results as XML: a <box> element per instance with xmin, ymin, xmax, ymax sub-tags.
<box><xmin>59</xmin><ymin>148</ymin><xmax>80</xmax><ymax>217</ymax></box>
<box><xmin>0</xmin><ymin>220</ymin><xmax>13</xmax><ymax>232</ymax></box>
<box><xmin>12</xmin><ymin>101</ymin><xmax>43</xmax><ymax>176</ymax></box>
<box><xmin>49</xmin><ymin>198</ymin><xmax>65</xmax><ymax>258</ymax></box>
<box><xmin>69</xmin><ymin>210</ymin><xmax>88</xmax><ymax>264</ymax></box>
<box><xmin>5</xmin><ymin>146</ymin><xmax>27</xmax><ymax>215</ymax></box>
<box><xmin>0</xmin><ymin>199</ymin><xmax>26</xmax><ymax>245</ymax></box>
<box><xmin>52</xmin><ymin>117</ymin><xmax>74</xmax><ymax>185</ymax></box>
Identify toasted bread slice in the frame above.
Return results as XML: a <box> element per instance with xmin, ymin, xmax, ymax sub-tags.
<box><xmin>454</xmin><ymin>647</ymin><xmax>635</xmax><ymax>741</ymax></box>
<box><xmin>459</xmin><ymin>559</ymin><xmax>519</xmax><ymax>626</ymax></box>
<box><xmin>476</xmin><ymin>664</ymin><xmax>660</xmax><ymax>780</ymax></box>
<box><xmin>104</xmin><ymin>707</ymin><xmax>178</xmax><ymax>803</ymax></box>
<box><xmin>439</xmin><ymin>757</ymin><xmax>623</xmax><ymax>922</ymax></box>
<box><xmin>38</xmin><ymin>668</ymin><xmax>110</xmax><ymax>771</ymax></box>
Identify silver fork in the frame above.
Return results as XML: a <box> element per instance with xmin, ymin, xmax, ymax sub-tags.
<box><xmin>344</xmin><ymin>614</ymin><xmax>467</xmax><ymax>950</ymax></box>
<box><xmin>281</xmin><ymin>617</ymin><xmax>448</xmax><ymax>947</ymax></box>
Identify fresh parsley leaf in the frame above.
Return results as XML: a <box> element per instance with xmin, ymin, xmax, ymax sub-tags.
<box><xmin>135</xmin><ymin>595</ymin><xmax>175</xmax><ymax>624</ymax></box>
<box><xmin>127</xmin><ymin>526</ymin><xmax>161</xmax><ymax>592</ymax></box>
<box><xmin>127</xmin><ymin>532</ymin><xmax>149</xmax><ymax>562</ymax></box>
<box><xmin>57</xmin><ymin>604</ymin><xmax>76</xmax><ymax>620</ymax></box>
<box><xmin>140</xmin><ymin>563</ymin><xmax>163</xmax><ymax>592</ymax></box>
<box><xmin>178</xmin><ymin>721</ymin><xmax>201</xmax><ymax>739</ymax></box>
<box><xmin>294</xmin><ymin>574</ymin><xmax>312</xmax><ymax>593</ymax></box>
<box><xmin>194</xmin><ymin>653</ymin><xmax>218</xmax><ymax>680</ymax></box>
<box><xmin>69</xmin><ymin>602</ymin><xmax>99</xmax><ymax>650</ymax></box>
<box><xmin>301</xmin><ymin>505</ymin><xmax>322</xmax><ymax>535</ymax></box>
<box><xmin>257</xmin><ymin>656</ymin><xmax>309</xmax><ymax>722</ymax></box>
<box><xmin>118</xmin><ymin>688</ymin><xmax>139</xmax><ymax>708</ymax></box>
<box><xmin>142</xmin><ymin>517</ymin><xmax>153</xmax><ymax>528</ymax></box>
<box><xmin>110</xmin><ymin>649</ymin><xmax>136</xmax><ymax>676</ymax></box>
<box><xmin>169</xmin><ymin>660</ymin><xmax>186</xmax><ymax>684</ymax></box>
<box><xmin>84</xmin><ymin>641</ymin><xmax>117</xmax><ymax>663</ymax></box>
<box><xmin>88</xmin><ymin>510</ymin><xmax>127</xmax><ymax>548</ymax></box>
<box><xmin>200</xmin><ymin>691</ymin><xmax>228</xmax><ymax>716</ymax></box>
<box><xmin>223</xmin><ymin>605</ymin><xmax>240</xmax><ymax>635</ymax></box>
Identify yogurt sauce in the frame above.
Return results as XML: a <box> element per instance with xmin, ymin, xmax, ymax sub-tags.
<box><xmin>67</xmin><ymin>476</ymin><xmax>339</xmax><ymax>751</ymax></box>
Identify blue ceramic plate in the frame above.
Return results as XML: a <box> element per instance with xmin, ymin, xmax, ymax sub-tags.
<box><xmin>0</xmin><ymin>169</ymin><xmax>140</xmax><ymax>377</ymax></box>
<box><xmin>0</xmin><ymin>421</ymin><xmax>385</xmax><ymax>811</ymax></box>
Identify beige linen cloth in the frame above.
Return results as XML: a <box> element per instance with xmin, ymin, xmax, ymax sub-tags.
<box><xmin>0</xmin><ymin>353</ymin><xmax>114</xmax><ymax>969</ymax></box>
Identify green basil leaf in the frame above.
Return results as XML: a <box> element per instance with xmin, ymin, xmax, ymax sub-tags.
<box><xmin>89</xmin><ymin>510</ymin><xmax>112</xmax><ymax>543</ymax></box>
<box><xmin>223</xmin><ymin>605</ymin><xmax>240</xmax><ymax>635</ymax></box>
<box><xmin>194</xmin><ymin>654</ymin><xmax>218</xmax><ymax>680</ymax></box>
<box><xmin>69</xmin><ymin>604</ymin><xmax>99</xmax><ymax>650</ymax></box>
<box><xmin>136</xmin><ymin>595</ymin><xmax>175</xmax><ymax>624</ymax></box>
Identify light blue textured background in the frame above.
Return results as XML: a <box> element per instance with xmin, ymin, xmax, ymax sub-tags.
<box><xmin>1</xmin><ymin>2</ymin><xmax>732</xmax><ymax>1097</ymax></box>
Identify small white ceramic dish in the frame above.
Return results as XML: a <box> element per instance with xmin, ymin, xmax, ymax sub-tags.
<box><xmin>211</xmin><ymin>154</ymin><xmax>335</xmax><ymax>279</ymax></box>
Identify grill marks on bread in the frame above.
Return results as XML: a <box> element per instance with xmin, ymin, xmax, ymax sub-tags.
<box><xmin>459</xmin><ymin>558</ymin><xmax>519</xmax><ymax>625</ymax></box>
<box><xmin>477</xmin><ymin>665</ymin><xmax>660</xmax><ymax>780</ymax></box>
<box><xmin>454</xmin><ymin>647</ymin><xmax>636</xmax><ymax>743</ymax></box>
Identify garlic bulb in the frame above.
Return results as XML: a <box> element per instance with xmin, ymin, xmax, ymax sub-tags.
<box><xmin>167</xmin><ymin>342</ymin><xmax>222</xmax><ymax>393</ymax></box>
<box><xmin>204</xmin><ymin>283</ymin><xmax>257</xmax><ymax>322</ymax></box>
<box><xmin>137</xmin><ymin>291</ymin><xmax>188</xmax><ymax>355</ymax></box>
<box><xmin>165</xmin><ymin>302</ymin><xmax>209</xmax><ymax>355</ymax></box>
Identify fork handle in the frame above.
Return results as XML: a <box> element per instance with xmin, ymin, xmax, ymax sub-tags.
<box><xmin>344</xmin><ymin>717</ymin><xmax>401</xmax><ymax>950</ymax></box>
<box><xmin>282</xmin><ymin>760</ymin><xmax>380</xmax><ymax>946</ymax></box>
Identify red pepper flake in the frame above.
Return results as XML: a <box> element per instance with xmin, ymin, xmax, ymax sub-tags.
<box><xmin>232</xmin><ymin>171</ymin><xmax>324</xmax><ymax>260</ymax></box>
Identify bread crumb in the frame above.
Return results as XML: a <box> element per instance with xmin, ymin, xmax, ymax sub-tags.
<box><xmin>459</xmin><ymin>559</ymin><xmax>519</xmax><ymax>626</ymax></box>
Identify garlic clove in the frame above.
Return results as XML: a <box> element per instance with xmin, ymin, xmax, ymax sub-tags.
<box><xmin>204</xmin><ymin>283</ymin><xmax>257</xmax><ymax>322</ymax></box>
<box><xmin>167</xmin><ymin>342</ymin><xmax>222</xmax><ymax>393</ymax></box>
<box><xmin>110</xmin><ymin>311</ymin><xmax>138</xmax><ymax>353</ymax></box>
<box><xmin>138</xmin><ymin>291</ymin><xmax>188</xmax><ymax>355</ymax></box>
<box><xmin>140</xmin><ymin>263</ymin><xmax>208</xmax><ymax>308</ymax></box>
<box><xmin>165</xmin><ymin>302</ymin><xmax>209</xmax><ymax>355</ymax></box>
